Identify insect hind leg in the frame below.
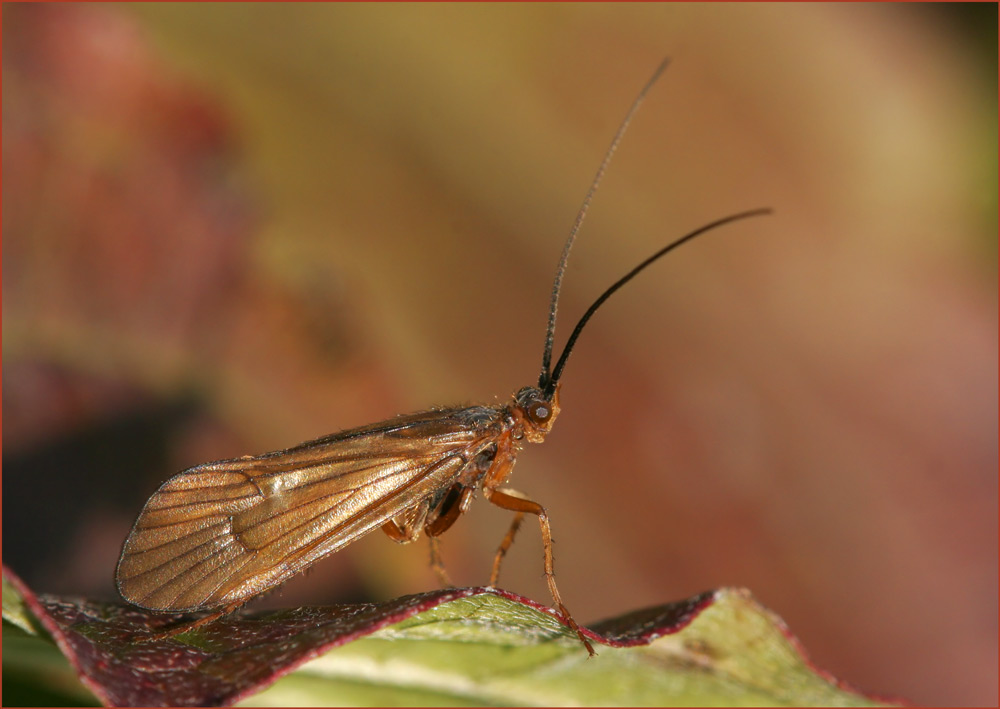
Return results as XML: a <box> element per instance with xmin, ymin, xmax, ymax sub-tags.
<box><xmin>428</xmin><ymin>536</ymin><xmax>454</xmax><ymax>587</ymax></box>
<box><xmin>136</xmin><ymin>603</ymin><xmax>240</xmax><ymax>642</ymax></box>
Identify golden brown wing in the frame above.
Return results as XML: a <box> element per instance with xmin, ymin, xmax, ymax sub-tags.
<box><xmin>116</xmin><ymin>407</ymin><xmax>500</xmax><ymax>612</ymax></box>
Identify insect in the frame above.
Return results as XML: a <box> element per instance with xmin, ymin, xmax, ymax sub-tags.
<box><xmin>116</xmin><ymin>58</ymin><xmax>770</xmax><ymax>654</ymax></box>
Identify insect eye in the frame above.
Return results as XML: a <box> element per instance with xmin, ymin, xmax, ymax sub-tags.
<box><xmin>528</xmin><ymin>401</ymin><xmax>552</xmax><ymax>424</ymax></box>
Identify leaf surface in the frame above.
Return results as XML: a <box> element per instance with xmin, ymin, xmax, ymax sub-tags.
<box><xmin>2</xmin><ymin>566</ymin><xmax>897</xmax><ymax>707</ymax></box>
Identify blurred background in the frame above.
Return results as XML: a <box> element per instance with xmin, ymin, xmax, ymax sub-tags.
<box><xmin>3</xmin><ymin>3</ymin><xmax>996</xmax><ymax>705</ymax></box>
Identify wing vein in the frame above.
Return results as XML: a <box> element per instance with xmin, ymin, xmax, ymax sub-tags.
<box><xmin>124</xmin><ymin>519</ymin><xmax>231</xmax><ymax>556</ymax></box>
<box><xmin>253</xmin><ymin>462</ymin><xmax>429</xmax><ymax>552</ymax></box>
<box><xmin>140</xmin><ymin>492</ymin><xmax>259</xmax><ymax>516</ymax></box>
<box><xmin>274</xmin><ymin>456</ymin><xmax>464</xmax><ymax>569</ymax></box>
<box><xmin>118</xmin><ymin>524</ymin><xmax>233</xmax><ymax>581</ymax></box>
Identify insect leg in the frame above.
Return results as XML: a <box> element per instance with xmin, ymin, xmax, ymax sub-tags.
<box><xmin>141</xmin><ymin>602</ymin><xmax>241</xmax><ymax>642</ymax></box>
<box><xmin>490</xmin><ymin>510</ymin><xmax>525</xmax><ymax>586</ymax></box>
<box><xmin>483</xmin><ymin>486</ymin><xmax>595</xmax><ymax>656</ymax></box>
<box><xmin>381</xmin><ymin>519</ymin><xmax>412</xmax><ymax>542</ymax></box>
<box><xmin>428</xmin><ymin>536</ymin><xmax>454</xmax><ymax>587</ymax></box>
<box><xmin>424</xmin><ymin>486</ymin><xmax>474</xmax><ymax>587</ymax></box>
<box><xmin>382</xmin><ymin>496</ymin><xmax>434</xmax><ymax>544</ymax></box>
<box><xmin>425</xmin><ymin>486</ymin><xmax>472</xmax><ymax>537</ymax></box>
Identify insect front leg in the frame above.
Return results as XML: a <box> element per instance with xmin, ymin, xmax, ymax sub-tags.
<box><xmin>483</xmin><ymin>486</ymin><xmax>595</xmax><ymax>656</ymax></box>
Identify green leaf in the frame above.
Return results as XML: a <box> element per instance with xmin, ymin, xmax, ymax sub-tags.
<box><xmin>3</xmin><ymin>573</ymin><xmax>38</xmax><ymax>636</ymax></box>
<box><xmin>241</xmin><ymin>590</ymin><xmax>890</xmax><ymax>708</ymax></box>
<box><xmin>3</xmin><ymin>567</ymin><xmax>897</xmax><ymax>707</ymax></box>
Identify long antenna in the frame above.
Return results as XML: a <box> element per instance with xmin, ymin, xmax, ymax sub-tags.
<box><xmin>538</xmin><ymin>58</ymin><xmax>671</xmax><ymax>390</ymax></box>
<box><xmin>546</xmin><ymin>208</ymin><xmax>772</xmax><ymax>391</ymax></box>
